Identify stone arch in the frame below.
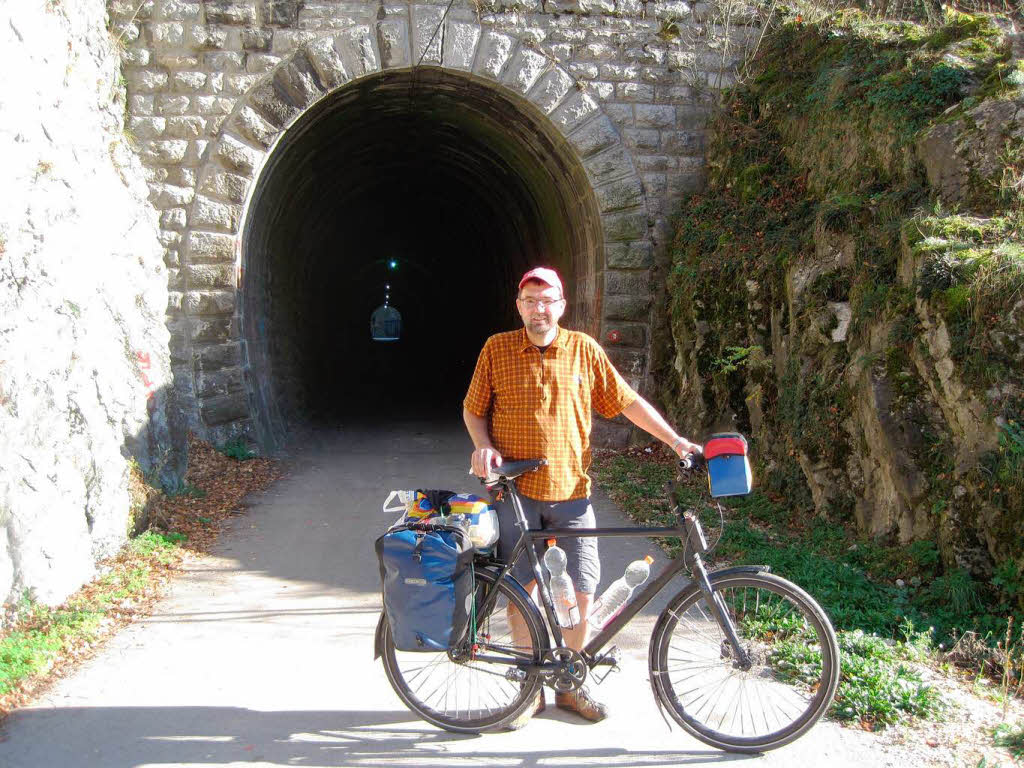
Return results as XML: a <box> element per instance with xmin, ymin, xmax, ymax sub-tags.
<box><xmin>182</xmin><ymin>10</ymin><xmax>651</xmax><ymax>449</ymax></box>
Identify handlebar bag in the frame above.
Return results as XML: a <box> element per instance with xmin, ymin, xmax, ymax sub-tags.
<box><xmin>704</xmin><ymin>433</ymin><xmax>753</xmax><ymax>497</ymax></box>
<box><xmin>376</xmin><ymin>523</ymin><xmax>475</xmax><ymax>652</ymax></box>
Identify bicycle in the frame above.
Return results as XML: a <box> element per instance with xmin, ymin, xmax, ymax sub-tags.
<box><xmin>374</xmin><ymin>455</ymin><xmax>840</xmax><ymax>753</ymax></box>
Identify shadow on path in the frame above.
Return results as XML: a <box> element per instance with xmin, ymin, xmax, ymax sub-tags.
<box><xmin>1</xmin><ymin>705</ymin><xmax>744</xmax><ymax>768</ymax></box>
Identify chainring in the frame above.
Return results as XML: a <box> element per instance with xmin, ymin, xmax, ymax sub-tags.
<box><xmin>542</xmin><ymin>647</ymin><xmax>588</xmax><ymax>692</ymax></box>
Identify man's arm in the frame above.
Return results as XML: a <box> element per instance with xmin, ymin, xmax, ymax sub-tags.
<box><xmin>463</xmin><ymin>407</ymin><xmax>503</xmax><ymax>477</ymax></box>
<box><xmin>620</xmin><ymin>397</ymin><xmax>701</xmax><ymax>457</ymax></box>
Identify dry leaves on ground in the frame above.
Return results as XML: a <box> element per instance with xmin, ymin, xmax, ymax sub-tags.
<box><xmin>149</xmin><ymin>435</ymin><xmax>283</xmax><ymax>553</ymax></box>
<box><xmin>0</xmin><ymin>435</ymin><xmax>281</xmax><ymax>719</ymax></box>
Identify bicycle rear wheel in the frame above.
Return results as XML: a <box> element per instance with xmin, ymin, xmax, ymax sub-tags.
<box><xmin>380</xmin><ymin>568</ymin><xmax>548</xmax><ymax>733</ymax></box>
<box><xmin>650</xmin><ymin>571</ymin><xmax>839</xmax><ymax>753</ymax></box>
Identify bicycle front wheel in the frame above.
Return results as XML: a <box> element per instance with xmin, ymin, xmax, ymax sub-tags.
<box><xmin>650</xmin><ymin>571</ymin><xmax>839</xmax><ymax>753</ymax></box>
<box><xmin>380</xmin><ymin>568</ymin><xmax>549</xmax><ymax>733</ymax></box>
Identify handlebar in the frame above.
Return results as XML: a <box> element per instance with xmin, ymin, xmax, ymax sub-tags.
<box><xmin>678</xmin><ymin>452</ymin><xmax>706</xmax><ymax>473</ymax></box>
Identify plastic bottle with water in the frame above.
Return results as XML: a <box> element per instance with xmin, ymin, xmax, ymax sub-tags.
<box><xmin>588</xmin><ymin>555</ymin><xmax>654</xmax><ymax>629</ymax></box>
<box><xmin>543</xmin><ymin>539</ymin><xmax>580</xmax><ymax>628</ymax></box>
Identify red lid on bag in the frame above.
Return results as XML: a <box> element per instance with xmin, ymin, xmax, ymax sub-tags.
<box><xmin>704</xmin><ymin>436</ymin><xmax>748</xmax><ymax>460</ymax></box>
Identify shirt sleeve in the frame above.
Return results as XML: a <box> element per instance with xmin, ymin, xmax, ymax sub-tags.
<box><xmin>590</xmin><ymin>339</ymin><xmax>638</xmax><ymax>419</ymax></box>
<box><xmin>463</xmin><ymin>339</ymin><xmax>494</xmax><ymax>417</ymax></box>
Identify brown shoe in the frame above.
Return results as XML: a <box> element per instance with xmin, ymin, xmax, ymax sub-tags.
<box><xmin>504</xmin><ymin>689</ymin><xmax>546</xmax><ymax>731</ymax></box>
<box><xmin>555</xmin><ymin>686</ymin><xmax>609</xmax><ymax>722</ymax></box>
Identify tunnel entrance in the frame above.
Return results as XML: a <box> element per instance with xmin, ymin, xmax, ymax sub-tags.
<box><xmin>241</xmin><ymin>68</ymin><xmax>605</xmax><ymax>449</ymax></box>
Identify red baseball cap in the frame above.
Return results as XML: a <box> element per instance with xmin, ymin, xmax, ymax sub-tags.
<box><xmin>518</xmin><ymin>267</ymin><xmax>563</xmax><ymax>295</ymax></box>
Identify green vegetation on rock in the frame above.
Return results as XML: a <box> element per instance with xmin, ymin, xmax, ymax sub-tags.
<box><xmin>660</xmin><ymin>7</ymin><xmax>1024</xmax><ymax>657</ymax></box>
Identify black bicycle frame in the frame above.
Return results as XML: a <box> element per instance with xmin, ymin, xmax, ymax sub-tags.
<box><xmin>474</xmin><ymin>476</ymin><xmax>750</xmax><ymax>671</ymax></box>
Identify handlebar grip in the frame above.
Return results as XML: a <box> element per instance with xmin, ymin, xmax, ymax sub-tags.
<box><xmin>678</xmin><ymin>453</ymin><xmax>706</xmax><ymax>472</ymax></box>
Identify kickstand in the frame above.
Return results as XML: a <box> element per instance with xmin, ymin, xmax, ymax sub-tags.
<box><xmin>590</xmin><ymin>646</ymin><xmax>621</xmax><ymax>685</ymax></box>
<box><xmin>591</xmin><ymin>663</ymin><xmax>619</xmax><ymax>685</ymax></box>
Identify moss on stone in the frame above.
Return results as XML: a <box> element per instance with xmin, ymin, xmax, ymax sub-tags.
<box><xmin>662</xmin><ymin>8</ymin><xmax>1024</xmax><ymax>585</ymax></box>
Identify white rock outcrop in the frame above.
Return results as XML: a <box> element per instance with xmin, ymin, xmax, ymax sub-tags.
<box><xmin>0</xmin><ymin>0</ymin><xmax>182</xmax><ymax>607</ymax></box>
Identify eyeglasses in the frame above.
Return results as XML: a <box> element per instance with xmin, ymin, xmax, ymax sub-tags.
<box><xmin>519</xmin><ymin>297</ymin><xmax>564</xmax><ymax>310</ymax></box>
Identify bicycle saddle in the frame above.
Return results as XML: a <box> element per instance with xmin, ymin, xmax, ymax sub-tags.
<box><xmin>485</xmin><ymin>458</ymin><xmax>547</xmax><ymax>483</ymax></box>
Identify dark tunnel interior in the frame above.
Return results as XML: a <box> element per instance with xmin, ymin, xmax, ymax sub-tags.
<box><xmin>241</xmin><ymin>68</ymin><xmax>603</xmax><ymax>449</ymax></box>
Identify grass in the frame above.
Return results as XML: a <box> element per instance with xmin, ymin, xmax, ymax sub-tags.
<box><xmin>1</xmin><ymin>437</ymin><xmax>281</xmax><ymax>715</ymax></box>
<box><xmin>218</xmin><ymin>436</ymin><xmax>256</xmax><ymax>461</ymax></box>
<box><xmin>165</xmin><ymin>481</ymin><xmax>206</xmax><ymax>499</ymax></box>
<box><xmin>592</xmin><ymin>448</ymin><xmax>1019</xmax><ymax>729</ymax></box>
<box><xmin>129</xmin><ymin>529</ymin><xmax>187</xmax><ymax>558</ymax></box>
<box><xmin>0</xmin><ymin>531</ymin><xmax>183</xmax><ymax>697</ymax></box>
<box><xmin>832</xmin><ymin>629</ymin><xmax>944</xmax><ymax>726</ymax></box>
<box><xmin>993</xmin><ymin>721</ymin><xmax>1024</xmax><ymax>758</ymax></box>
<box><xmin>991</xmin><ymin>420</ymin><xmax>1024</xmax><ymax>527</ymax></box>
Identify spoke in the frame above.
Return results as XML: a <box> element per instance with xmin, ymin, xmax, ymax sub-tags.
<box><xmin>657</xmin><ymin>579</ymin><xmax>836</xmax><ymax>747</ymax></box>
<box><xmin>675</xmin><ymin>668</ymin><xmax>733</xmax><ymax>704</ymax></box>
<box><xmin>402</xmin><ymin>654</ymin><xmax>448</xmax><ymax>687</ymax></box>
<box><xmin>713</xmin><ymin>675</ymin><xmax>744</xmax><ymax>731</ymax></box>
<box><xmin>750</xmin><ymin>666</ymin><xmax>773</xmax><ymax>734</ymax></box>
<box><xmin>677</xmin><ymin>610</ymin><xmax>723</xmax><ymax>646</ymax></box>
<box><xmin>386</xmin><ymin>575</ymin><xmax>546</xmax><ymax>729</ymax></box>
<box><xmin>664</xmin><ymin>660</ymin><xmax>728</xmax><ymax>675</ymax></box>
<box><xmin>665</xmin><ymin>644</ymin><xmax>721</xmax><ymax>661</ymax></box>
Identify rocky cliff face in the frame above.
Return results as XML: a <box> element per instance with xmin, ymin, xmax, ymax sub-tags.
<box><xmin>0</xmin><ymin>0</ymin><xmax>185</xmax><ymax>606</ymax></box>
<box><xmin>661</xmin><ymin>11</ymin><xmax>1023</xmax><ymax>583</ymax></box>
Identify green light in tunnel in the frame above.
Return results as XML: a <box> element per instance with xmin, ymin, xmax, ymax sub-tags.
<box><xmin>388</xmin><ymin>259</ymin><xmax>398</xmax><ymax>270</ymax></box>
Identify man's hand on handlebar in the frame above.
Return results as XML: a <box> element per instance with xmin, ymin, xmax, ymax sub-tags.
<box><xmin>679</xmin><ymin>452</ymin><xmax>706</xmax><ymax>472</ymax></box>
<box><xmin>470</xmin><ymin>447</ymin><xmax>503</xmax><ymax>478</ymax></box>
<box><xmin>671</xmin><ymin>436</ymin><xmax>704</xmax><ymax>473</ymax></box>
<box><xmin>672</xmin><ymin>437</ymin><xmax>702</xmax><ymax>460</ymax></box>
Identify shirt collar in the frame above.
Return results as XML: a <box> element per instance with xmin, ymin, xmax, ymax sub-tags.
<box><xmin>517</xmin><ymin>327</ymin><xmax>567</xmax><ymax>352</ymax></box>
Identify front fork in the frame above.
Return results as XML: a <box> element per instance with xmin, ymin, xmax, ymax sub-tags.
<box><xmin>682</xmin><ymin>511</ymin><xmax>752</xmax><ymax>670</ymax></box>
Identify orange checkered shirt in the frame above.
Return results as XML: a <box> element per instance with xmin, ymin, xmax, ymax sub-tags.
<box><xmin>463</xmin><ymin>327</ymin><xmax>638</xmax><ymax>501</ymax></box>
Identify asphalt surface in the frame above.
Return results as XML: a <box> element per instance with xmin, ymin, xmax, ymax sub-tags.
<box><xmin>1</xmin><ymin>418</ymin><xmax>901</xmax><ymax>767</ymax></box>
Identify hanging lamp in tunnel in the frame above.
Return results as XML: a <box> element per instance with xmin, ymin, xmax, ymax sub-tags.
<box><xmin>238</xmin><ymin>52</ymin><xmax>606</xmax><ymax>444</ymax></box>
<box><xmin>371</xmin><ymin>283</ymin><xmax>402</xmax><ymax>342</ymax></box>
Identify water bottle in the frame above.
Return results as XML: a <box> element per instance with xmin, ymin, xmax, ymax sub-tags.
<box><xmin>543</xmin><ymin>539</ymin><xmax>580</xmax><ymax>628</ymax></box>
<box><xmin>588</xmin><ymin>555</ymin><xmax>654</xmax><ymax>629</ymax></box>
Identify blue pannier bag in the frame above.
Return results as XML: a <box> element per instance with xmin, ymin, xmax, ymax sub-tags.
<box><xmin>376</xmin><ymin>523</ymin><xmax>475</xmax><ymax>652</ymax></box>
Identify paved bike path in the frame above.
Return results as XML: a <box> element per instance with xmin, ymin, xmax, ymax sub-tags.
<box><xmin>1</xmin><ymin>419</ymin><xmax>896</xmax><ymax>767</ymax></box>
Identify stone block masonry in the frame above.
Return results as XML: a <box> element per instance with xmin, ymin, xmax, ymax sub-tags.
<box><xmin>109</xmin><ymin>0</ymin><xmax>742</xmax><ymax>447</ymax></box>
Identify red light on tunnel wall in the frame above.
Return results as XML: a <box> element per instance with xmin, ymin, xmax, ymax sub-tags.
<box><xmin>606</xmin><ymin>330</ymin><xmax>621</xmax><ymax>343</ymax></box>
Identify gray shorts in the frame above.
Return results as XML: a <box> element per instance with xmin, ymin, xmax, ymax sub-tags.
<box><xmin>492</xmin><ymin>495</ymin><xmax>600</xmax><ymax>594</ymax></box>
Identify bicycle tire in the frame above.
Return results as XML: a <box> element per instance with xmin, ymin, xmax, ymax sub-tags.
<box><xmin>380</xmin><ymin>568</ymin><xmax>549</xmax><ymax>733</ymax></box>
<box><xmin>649</xmin><ymin>571</ymin><xmax>840</xmax><ymax>753</ymax></box>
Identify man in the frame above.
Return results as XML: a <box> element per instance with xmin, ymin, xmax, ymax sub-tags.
<box><xmin>462</xmin><ymin>266</ymin><xmax>700</xmax><ymax>728</ymax></box>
